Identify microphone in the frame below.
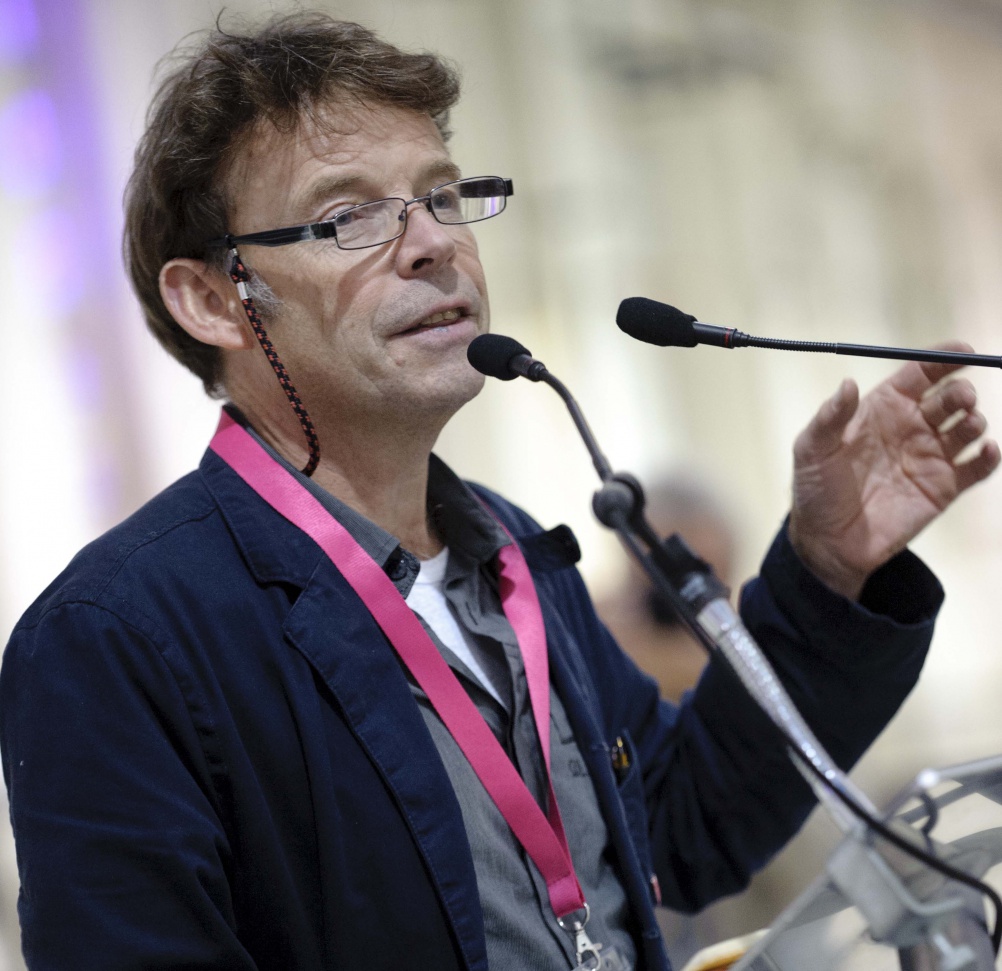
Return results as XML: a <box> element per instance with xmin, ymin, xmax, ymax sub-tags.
<box><xmin>617</xmin><ymin>296</ymin><xmax>1002</xmax><ymax>368</ymax></box>
<box><xmin>468</xmin><ymin>333</ymin><xmax>613</xmax><ymax>481</ymax></box>
<box><xmin>467</xmin><ymin>334</ymin><xmax>548</xmax><ymax>381</ymax></box>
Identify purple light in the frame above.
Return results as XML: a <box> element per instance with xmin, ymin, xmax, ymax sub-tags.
<box><xmin>0</xmin><ymin>0</ymin><xmax>39</xmax><ymax>62</ymax></box>
<box><xmin>65</xmin><ymin>346</ymin><xmax>104</xmax><ymax>410</ymax></box>
<box><xmin>0</xmin><ymin>88</ymin><xmax>62</xmax><ymax>199</ymax></box>
<box><xmin>10</xmin><ymin>207</ymin><xmax>86</xmax><ymax>318</ymax></box>
<box><xmin>85</xmin><ymin>445</ymin><xmax>123</xmax><ymax>522</ymax></box>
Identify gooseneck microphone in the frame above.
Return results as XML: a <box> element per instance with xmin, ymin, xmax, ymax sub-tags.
<box><xmin>617</xmin><ymin>296</ymin><xmax>1002</xmax><ymax>368</ymax></box>
<box><xmin>468</xmin><ymin>334</ymin><xmax>613</xmax><ymax>480</ymax></box>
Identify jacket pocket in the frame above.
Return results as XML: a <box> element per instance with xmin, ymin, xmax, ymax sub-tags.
<box><xmin>611</xmin><ymin>729</ymin><xmax>659</xmax><ymax>906</ymax></box>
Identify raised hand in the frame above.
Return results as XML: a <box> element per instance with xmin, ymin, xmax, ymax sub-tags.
<box><xmin>788</xmin><ymin>343</ymin><xmax>1000</xmax><ymax>599</ymax></box>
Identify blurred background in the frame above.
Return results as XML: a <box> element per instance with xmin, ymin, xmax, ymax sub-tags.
<box><xmin>3</xmin><ymin>0</ymin><xmax>1002</xmax><ymax>966</ymax></box>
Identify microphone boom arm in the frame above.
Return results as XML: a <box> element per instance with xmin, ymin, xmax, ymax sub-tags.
<box><xmin>536</xmin><ymin>370</ymin><xmax>615</xmax><ymax>483</ymax></box>
<box><xmin>727</xmin><ymin>330</ymin><xmax>1002</xmax><ymax>369</ymax></box>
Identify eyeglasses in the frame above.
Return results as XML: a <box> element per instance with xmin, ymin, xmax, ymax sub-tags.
<box><xmin>207</xmin><ymin>176</ymin><xmax>513</xmax><ymax>252</ymax></box>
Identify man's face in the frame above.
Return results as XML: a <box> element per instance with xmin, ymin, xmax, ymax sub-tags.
<box><xmin>223</xmin><ymin>102</ymin><xmax>490</xmax><ymax>433</ymax></box>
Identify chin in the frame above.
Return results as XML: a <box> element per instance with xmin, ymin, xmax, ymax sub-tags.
<box><xmin>412</xmin><ymin>368</ymin><xmax>485</xmax><ymax>423</ymax></box>
<box><xmin>440</xmin><ymin>372</ymin><xmax>486</xmax><ymax>413</ymax></box>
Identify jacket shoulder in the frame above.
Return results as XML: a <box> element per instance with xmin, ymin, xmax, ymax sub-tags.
<box><xmin>12</xmin><ymin>471</ymin><xmax>220</xmax><ymax>633</ymax></box>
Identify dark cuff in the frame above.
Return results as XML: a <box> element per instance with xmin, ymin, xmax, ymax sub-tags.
<box><xmin>749</xmin><ymin>518</ymin><xmax>943</xmax><ymax>670</ymax></box>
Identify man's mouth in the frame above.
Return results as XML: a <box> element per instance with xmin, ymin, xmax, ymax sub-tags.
<box><xmin>398</xmin><ymin>307</ymin><xmax>468</xmax><ymax>335</ymax></box>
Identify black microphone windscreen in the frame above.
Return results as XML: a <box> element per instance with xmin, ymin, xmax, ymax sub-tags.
<box><xmin>467</xmin><ymin>333</ymin><xmax>531</xmax><ymax>381</ymax></box>
<box><xmin>616</xmin><ymin>297</ymin><xmax>698</xmax><ymax>347</ymax></box>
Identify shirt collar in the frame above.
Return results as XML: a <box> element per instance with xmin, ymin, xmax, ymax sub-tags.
<box><xmin>225</xmin><ymin>406</ymin><xmax>510</xmax><ymax>579</ymax></box>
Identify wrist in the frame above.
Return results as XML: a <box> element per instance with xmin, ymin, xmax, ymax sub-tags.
<box><xmin>787</xmin><ymin>516</ymin><xmax>868</xmax><ymax>601</ymax></box>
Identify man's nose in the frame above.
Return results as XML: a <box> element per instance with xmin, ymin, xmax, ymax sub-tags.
<box><xmin>395</xmin><ymin>201</ymin><xmax>458</xmax><ymax>274</ymax></box>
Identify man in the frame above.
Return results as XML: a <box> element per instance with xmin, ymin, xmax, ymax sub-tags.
<box><xmin>2</xmin><ymin>14</ymin><xmax>998</xmax><ymax>971</ymax></box>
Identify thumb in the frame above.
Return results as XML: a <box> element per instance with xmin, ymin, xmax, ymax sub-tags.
<box><xmin>794</xmin><ymin>378</ymin><xmax>860</xmax><ymax>463</ymax></box>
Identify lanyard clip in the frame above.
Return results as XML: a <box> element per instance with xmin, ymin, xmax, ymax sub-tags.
<box><xmin>557</xmin><ymin>904</ymin><xmax>603</xmax><ymax>969</ymax></box>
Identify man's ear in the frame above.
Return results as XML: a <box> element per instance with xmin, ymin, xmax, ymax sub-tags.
<box><xmin>159</xmin><ymin>258</ymin><xmax>254</xmax><ymax>350</ymax></box>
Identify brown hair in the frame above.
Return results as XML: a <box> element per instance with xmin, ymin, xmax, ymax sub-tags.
<box><xmin>124</xmin><ymin>13</ymin><xmax>461</xmax><ymax>395</ymax></box>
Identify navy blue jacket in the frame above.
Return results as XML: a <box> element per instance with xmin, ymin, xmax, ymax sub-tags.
<box><xmin>1</xmin><ymin>449</ymin><xmax>940</xmax><ymax>970</ymax></box>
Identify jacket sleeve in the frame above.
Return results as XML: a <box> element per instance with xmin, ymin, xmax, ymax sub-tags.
<box><xmin>1</xmin><ymin>601</ymin><xmax>257</xmax><ymax>971</ymax></box>
<box><xmin>628</xmin><ymin>522</ymin><xmax>940</xmax><ymax>911</ymax></box>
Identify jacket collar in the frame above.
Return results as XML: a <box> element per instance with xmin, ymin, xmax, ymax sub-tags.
<box><xmin>199</xmin><ymin>425</ymin><xmax>583</xmax><ymax>581</ymax></box>
<box><xmin>199</xmin><ymin>447</ymin><xmax>326</xmax><ymax>588</ymax></box>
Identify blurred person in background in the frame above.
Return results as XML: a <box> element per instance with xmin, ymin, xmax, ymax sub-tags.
<box><xmin>598</xmin><ymin>475</ymin><xmax>737</xmax><ymax>703</ymax></box>
<box><xmin>1</xmin><ymin>12</ymin><xmax>998</xmax><ymax>971</ymax></box>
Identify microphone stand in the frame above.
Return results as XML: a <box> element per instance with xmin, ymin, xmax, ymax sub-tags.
<box><xmin>535</xmin><ymin>369</ymin><xmax>864</xmax><ymax>815</ymax></box>
<box><xmin>528</xmin><ymin>365</ymin><xmax>996</xmax><ymax>971</ymax></box>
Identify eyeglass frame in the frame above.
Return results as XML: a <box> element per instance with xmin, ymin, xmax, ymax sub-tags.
<box><xmin>206</xmin><ymin>175</ymin><xmax>514</xmax><ymax>252</ymax></box>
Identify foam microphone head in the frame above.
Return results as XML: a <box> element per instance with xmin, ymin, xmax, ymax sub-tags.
<box><xmin>467</xmin><ymin>333</ymin><xmax>531</xmax><ymax>381</ymax></box>
<box><xmin>616</xmin><ymin>297</ymin><xmax>698</xmax><ymax>347</ymax></box>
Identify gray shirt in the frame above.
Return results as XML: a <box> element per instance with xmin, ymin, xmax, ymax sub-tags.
<box><xmin>245</xmin><ymin>419</ymin><xmax>635</xmax><ymax>970</ymax></box>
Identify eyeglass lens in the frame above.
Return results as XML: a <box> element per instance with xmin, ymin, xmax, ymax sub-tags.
<box><xmin>334</xmin><ymin>177</ymin><xmax>508</xmax><ymax>249</ymax></box>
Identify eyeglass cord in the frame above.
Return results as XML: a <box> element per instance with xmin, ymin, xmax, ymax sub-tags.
<box><xmin>227</xmin><ymin>246</ymin><xmax>321</xmax><ymax>476</ymax></box>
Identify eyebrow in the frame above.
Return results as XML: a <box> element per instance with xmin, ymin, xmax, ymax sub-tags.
<box><xmin>295</xmin><ymin>160</ymin><xmax>464</xmax><ymax>222</ymax></box>
<box><xmin>294</xmin><ymin>175</ymin><xmax>368</xmax><ymax>222</ymax></box>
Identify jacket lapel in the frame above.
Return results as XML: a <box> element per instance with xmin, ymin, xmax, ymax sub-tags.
<box><xmin>201</xmin><ymin>449</ymin><xmax>489</xmax><ymax>969</ymax></box>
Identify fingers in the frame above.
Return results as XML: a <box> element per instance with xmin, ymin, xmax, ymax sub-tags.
<box><xmin>918</xmin><ymin>368</ymin><xmax>995</xmax><ymax>470</ymax></box>
<box><xmin>888</xmin><ymin>340</ymin><xmax>977</xmax><ymax>400</ymax></box>
<box><xmin>793</xmin><ymin>378</ymin><xmax>859</xmax><ymax>463</ymax></box>
<box><xmin>954</xmin><ymin>439</ymin><xmax>1002</xmax><ymax>493</ymax></box>
<box><xmin>938</xmin><ymin>409</ymin><xmax>988</xmax><ymax>461</ymax></box>
<box><xmin>919</xmin><ymin>376</ymin><xmax>977</xmax><ymax>429</ymax></box>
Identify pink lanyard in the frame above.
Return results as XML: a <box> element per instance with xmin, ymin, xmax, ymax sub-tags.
<box><xmin>209</xmin><ymin>410</ymin><xmax>587</xmax><ymax>918</ymax></box>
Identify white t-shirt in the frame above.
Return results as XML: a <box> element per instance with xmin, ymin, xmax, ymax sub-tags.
<box><xmin>404</xmin><ymin>546</ymin><xmax>504</xmax><ymax>706</ymax></box>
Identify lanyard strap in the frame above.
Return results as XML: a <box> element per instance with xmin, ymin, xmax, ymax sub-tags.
<box><xmin>209</xmin><ymin>411</ymin><xmax>586</xmax><ymax>917</ymax></box>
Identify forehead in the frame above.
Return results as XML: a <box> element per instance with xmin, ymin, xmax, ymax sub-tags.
<box><xmin>223</xmin><ymin>102</ymin><xmax>453</xmax><ymax>233</ymax></box>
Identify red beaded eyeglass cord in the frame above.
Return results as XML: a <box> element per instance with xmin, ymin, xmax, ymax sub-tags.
<box><xmin>226</xmin><ymin>246</ymin><xmax>320</xmax><ymax>477</ymax></box>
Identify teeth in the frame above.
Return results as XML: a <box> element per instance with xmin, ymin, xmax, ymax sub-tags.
<box><xmin>420</xmin><ymin>309</ymin><xmax>462</xmax><ymax>327</ymax></box>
